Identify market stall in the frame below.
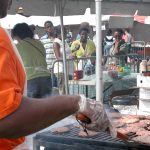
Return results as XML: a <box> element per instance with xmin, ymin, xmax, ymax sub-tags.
<box><xmin>7</xmin><ymin>1</ymin><xmax>150</xmax><ymax>149</ymax></box>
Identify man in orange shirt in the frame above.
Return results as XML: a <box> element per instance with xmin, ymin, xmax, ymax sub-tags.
<box><xmin>0</xmin><ymin>0</ymin><xmax>108</xmax><ymax>149</ymax></box>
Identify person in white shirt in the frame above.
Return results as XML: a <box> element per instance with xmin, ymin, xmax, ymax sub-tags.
<box><xmin>40</xmin><ymin>21</ymin><xmax>55</xmax><ymax>70</ymax></box>
<box><xmin>103</xmin><ymin>29</ymin><xmax>114</xmax><ymax>56</ymax></box>
<box><xmin>53</xmin><ymin>25</ymin><xmax>71</xmax><ymax>95</ymax></box>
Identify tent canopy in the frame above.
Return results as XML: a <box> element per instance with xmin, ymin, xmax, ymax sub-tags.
<box><xmin>0</xmin><ymin>14</ymin><xmax>111</xmax><ymax>29</ymax></box>
<box><xmin>8</xmin><ymin>0</ymin><xmax>150</xmax><ymax>17</ymax></box>
<box><xmin>109</xmin><ymin>16</ymin><xmax>134</xmax><ymax>28</ymax></box>
<box><xmin>8</xmin><ymin>0</ymin><xmax>95</xmax><ymax>16</ymax></box>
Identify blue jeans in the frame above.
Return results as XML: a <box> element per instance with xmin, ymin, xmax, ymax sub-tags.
<box><xmin>27</xmin><ymin>76</ymin><xmax>52</xmax><ymax>98</ymax></box>
<box><xmin>104</xmin><ymin>44</ymin><xmax>112</xmax><ymax>56</ymax></box>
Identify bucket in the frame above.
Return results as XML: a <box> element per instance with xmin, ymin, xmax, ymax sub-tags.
<box><xmin>73</xmin><ymin>70</ymin><xmax>83</xmax><ymax>80</ymax></box>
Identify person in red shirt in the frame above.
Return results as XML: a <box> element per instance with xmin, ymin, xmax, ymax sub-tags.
<box><xmin>0</xmin><ymin>1</ymin><xmax>108</xmax><ymax>149</ymax></box>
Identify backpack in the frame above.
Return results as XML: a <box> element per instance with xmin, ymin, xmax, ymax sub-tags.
<box><xmin>84</xmin><ymin>60</ymin><xmax>95</xmax><ymax>76</ymax></box>
<box><xmin>103</xmin><ymin>36</ymin><xmax>114</xmax><ymax>46</ymax></box>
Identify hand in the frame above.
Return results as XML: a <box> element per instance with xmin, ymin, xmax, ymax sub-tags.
<box><xmin>69</xmin><ymin>53</ymin><xmax>76</xmax><ymax>59</ymax></box>
<box><xmin>77</xmin><ymin>95</ymin><xmax>109</xmax><ymax>131</ymax></box>
<box><xmin>72</xmin><ymin>44</ymin><xmax>80</xmax><ymax>53</ymax></box>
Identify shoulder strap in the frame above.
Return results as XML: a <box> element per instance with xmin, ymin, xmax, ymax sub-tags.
<box><xmin>23</xmin><ymin>39</ymin><xmax>45</xmax><ymax>57</ymax></box>
<box><xmin>105</xmin><ymin>36</ymin><xmax>113</xmax><ymax>42</ymax></box>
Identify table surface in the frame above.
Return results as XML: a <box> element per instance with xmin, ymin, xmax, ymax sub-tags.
<box><xmin>69</xmin><ymin>71</ymin><xmax>138</xmax><ymax>86</ymax></box>
<box><xmin>69</xmin><ymin>79</ymin><xmax>96</xmax><ymax>86</ymax></box>
<box><xmin>68</xmin><ymin>71</ymin><xmax>138</xmax><ymax>100</ymax></box>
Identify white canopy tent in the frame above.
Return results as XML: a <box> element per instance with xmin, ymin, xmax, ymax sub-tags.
<box><xmin>0</xmin><ymin>14</ymin><xmax>29</xmax><ymax>29</ymax></box>
<box><xmin>28</xmin><ymin>14</ymin><xmax>104</xmax><ymax>27</ymax></box>
<box><xmin>0</xmin><ymin>14</ymin><xmax>110</xmax><ymax>29</ymax></box>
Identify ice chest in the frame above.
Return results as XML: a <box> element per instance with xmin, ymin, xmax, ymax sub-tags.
<box><xmin>139</xmin><ymin>99</ymin><xmax>150</xmax><ymax>113</ymax></box>
<box><xmin>137</xmin><ymin>75</ymin><xmax>150</xmax><ymax>88</ymax></box>
<box><xmin>139</xmin><ymin>88</ymin><xmax>150</xmax><ymax>99</ymax></box>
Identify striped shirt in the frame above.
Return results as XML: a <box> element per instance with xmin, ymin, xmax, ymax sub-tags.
<box><xmin>40</xmin><ymin>34</ymin><xmax>56</xmax><ymax>69</ymax></box>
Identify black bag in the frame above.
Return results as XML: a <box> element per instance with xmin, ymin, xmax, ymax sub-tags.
<box><xmin>84</xmin><ymin>62</ymin><xmax>95</xmax><ymax>76</ymax></box>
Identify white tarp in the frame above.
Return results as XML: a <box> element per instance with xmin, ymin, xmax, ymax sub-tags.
<box><xmin>0</xmin><ymin>14</ymin><xmax>29</xmax><ymax>29</ymax></box>
<box><xmin>0</xmin><ymin>14</ymin><xmax>110</xmax><ymax>29</ymax></box>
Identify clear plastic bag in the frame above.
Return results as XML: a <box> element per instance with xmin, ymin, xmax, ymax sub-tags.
<box><xmin>78</xmin><ymin>95</ymin><xmax>110</xmax><ymax>132</ymax></box>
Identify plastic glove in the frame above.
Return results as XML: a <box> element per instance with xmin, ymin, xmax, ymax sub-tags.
<box><xmin>77</xmin><ymin>95</ymin><xmax>109</xmax><ymax>131</ymax></box>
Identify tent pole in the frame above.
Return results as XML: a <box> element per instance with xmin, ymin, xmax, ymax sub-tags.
<box><xmin>58</xmin><ymin>0</ymin><xmax>69</xmax><ymax>95</ymax></box>
<box><xmin>95</xmin><ymin>0</ymin><xmax>103</xmax><ymax>103</ymax></box>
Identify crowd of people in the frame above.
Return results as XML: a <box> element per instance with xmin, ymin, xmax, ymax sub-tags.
<box><xmin>102</xmin><ymin>28</ymin><xmax>134</xmax><ymax>66</ymax></box>
<box><xmin>10</xmin><ymin>18</ymin><xmax>135</xmax><ymax>97</ymax></box>
<box><xmin>11</xmin><ymin>20</ymin><xmax>97</xmax><ymax>96</ymax></box>
<box><xmin>102</xmin><ymin>28</ymin><xmax>134</xmax><ymax>56</ymax></box>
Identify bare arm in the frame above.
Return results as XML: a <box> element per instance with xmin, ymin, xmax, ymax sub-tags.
<box><xmin>0</xmin><ymin>95</ymin><xmax>79</xmax><ymax>138</ymax></box>
<box><xmin>114</xmin><ymin>41</ymin><xmax>120</xmax><ymax>54</ymax></box>
<box><xmin>53</xmin><ymin>42</ymin><xmax>62</xmax><ymax>60</ymax></box>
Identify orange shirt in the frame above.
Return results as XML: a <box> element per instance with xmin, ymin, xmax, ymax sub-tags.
<box><xmin>0</xmin><ymin>27</ymin><xmax>26</xmax><ymax>149</ymax></box>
